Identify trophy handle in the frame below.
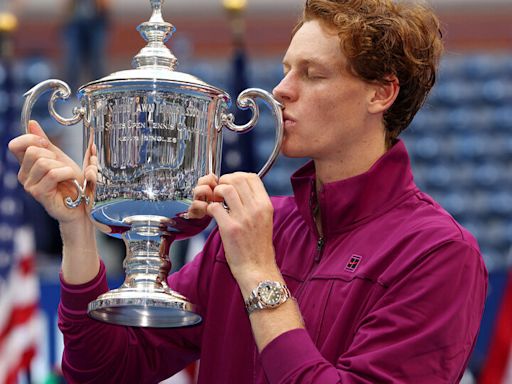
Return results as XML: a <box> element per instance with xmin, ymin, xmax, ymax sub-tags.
<box><xmin>21</xmin><ymin>79</ymin><xmax>88</xmax><ymax>209</ymax></box>
<box><xmin>220</xmin><ymin>88</ymin><xmax>283</xmax><ymax>178</ymax></box>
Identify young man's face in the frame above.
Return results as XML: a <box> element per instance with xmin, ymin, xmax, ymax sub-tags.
<box><xmin>273</xmin><ymin>20</ymin><xmax>379</xmax><ymax>162</ymax></box>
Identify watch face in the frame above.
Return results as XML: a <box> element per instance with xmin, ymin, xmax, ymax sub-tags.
<box><xmin>258</xmin><ymin>281</ymin><xmax>282</xmax><ymax>306</ymax></box>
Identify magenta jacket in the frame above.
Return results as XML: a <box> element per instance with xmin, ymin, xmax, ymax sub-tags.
<box><xmin>58</xmin><ymin>141</ymin><xmax>488</xmax><ymax>383</ymax></box>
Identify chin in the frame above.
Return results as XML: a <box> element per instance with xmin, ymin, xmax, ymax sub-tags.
<box><xmin>279</xmin><ymin>136</ymin><xmax>308</xmax><ymax>158</ymax></box>
<box><xmin>281</xmin><ymin>145</ymin><xmax>308</xmax><ymax>159</ymax></box>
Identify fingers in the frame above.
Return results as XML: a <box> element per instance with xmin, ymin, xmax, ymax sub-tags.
<box><xmin>26</xmin><ymin>164</ymin><xmax>78</xmax><ymax>203</ymax></box>
<box><xmin>210</xmin><ymin>173</ymin><xmax>254</xmax><ymax>216</ymax></box>
<box><xmin>18</xmin><ymin>146</ymin><xmax>58</xmax><ymax>184</ymax></box>
<box><xmin>84</xmin><ymin>161</ymin><xmax>98</xmax><ymax>194</ymax></box>
<box><xmin>193</xmin><ymin>174</ymin><xmax>218</xmax><ymax>204</ymax></box>
<box><xmin>212</xmin><ymin>183</ymin><xmax>244</xmax><ymax>213</ymax></box>
<box><xmin>218</xmin><ymin>172</ymin><xmax>263</xmax><ymax>193</ymax></box>
<box><xmin>8</xmin><ymin>121</ymin><xmax>69</xmax><ymax>168</ymax></box>
<box><xmin>186</xmin><ymin>174</ymin><xmax>218</xmax><ymax>219</ymax></box>
<box><xmin>11</xmin><ymin>120</ymin><xmax>52</xmax><ymax>162</ymax></box>
<box><xmin>193</xmin><ymin>184</ymin><xmax>215</xmax><ymax>203</ymax></box>
<box><xmin>27</xmin><ymin>120</ymin><xmax>49</xmax><ymax>141</ymax></box>
<box><xmin>8</xmin><ymin>131</ymin><xmax>49</xmax><ymax>164</ymax></box>
<box><xmin>217</xmin><ymin>172</ymin><xmax>270</xmax><ymax>210</ymax></box>
<box><xmin>187</xmin><ymin>200</ymin><xmax>210</xmax><ymax>219</ymax></box>
<box><xmin>15</xmin><ymin>135</ymin><xmax>84</xmax><ymax>207</ymax></box>
<box><xmin>206</xmin><ymin>201</ymin><xmax>231</xmax><ymax>225</ymax></box>
<box><xmin>207</xmin><ymin>172</ymin><xmax>272</xmax><ymax>223</ymax></box>
<box><xmin>84</xmin><ymin>162</ymin><xmax>98</xmax><ymax>185</ymax></box>
<box><xmin>187</xmin><ymin>172</ymin><xmax>270</xmax><ymax>222</ymax></box>
<box><xmin>217</xmin><ymin>172</ymin><xmax>254</xmax><ymax>205</ymax></box>
<box><xmin>21</xmin><ymin>154</ymin><xmax>76</xmax><ymax>191</ymax></box>
<box><xmin>195</xmin><ymin>174</ymin><xmax>218</xmax><ymax>194</ymax></box>
<box><xmin>83</xmin><ymin>142</ymin><xmax>96</xmax><ymax>168</ymax></box>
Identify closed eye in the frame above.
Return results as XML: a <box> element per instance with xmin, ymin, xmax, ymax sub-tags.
<box><xmin>304</xmin><ymin>69</ymin><xmax>327</xmax><ymax>80</ymax></box>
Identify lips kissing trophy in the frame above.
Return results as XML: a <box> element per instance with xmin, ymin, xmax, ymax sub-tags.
<box><xmin>21</xmin><ymin>0</ymin><xmax>283</xmax><ymax>327</ymax></box>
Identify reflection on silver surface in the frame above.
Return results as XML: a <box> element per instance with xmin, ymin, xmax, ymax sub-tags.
<box><xmin>86</xmin><ymin>87</ymin><xmax>220</xmax><ymax>230</ymax></box>
<box><xmin>20</xmin><ymin>0</ymin><xmax>283</xmax><ymax>328</ymax></box>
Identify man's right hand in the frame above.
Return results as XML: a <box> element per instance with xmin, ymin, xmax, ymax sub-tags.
<box><xmin>8</xmin><ymin>120</ymin><xmax>95</xmax><ymax>225</ymax></box>
<box><xmin>9</xmin><ymin>119</ymin><xmax>101</xmax><ymax>284</ymax></box>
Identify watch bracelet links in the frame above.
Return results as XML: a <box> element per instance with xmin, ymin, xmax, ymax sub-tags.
<box><xmin>244</xmin><ymin>280</ymin><xmax>292</xmax><ymax>315</ymax></box>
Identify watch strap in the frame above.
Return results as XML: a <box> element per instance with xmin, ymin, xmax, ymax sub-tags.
<box><xmin>244</xmin><ymin>280</ymin><xmax>291</xmax><ymax>315</ymax></box>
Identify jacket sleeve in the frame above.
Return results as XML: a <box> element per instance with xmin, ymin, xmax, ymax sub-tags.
<box><xmin>58</xmin><ymin>235</ymin><xmax>217</xmax><ymax>384</ymax></box>
<box><xmin>259</xmin><ymin>240</ymin><xmax>488</xmax><ymax>384</ymax></box>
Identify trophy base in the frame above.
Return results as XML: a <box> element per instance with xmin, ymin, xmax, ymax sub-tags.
<box><xmin>87</xmin><ymin>288</ymin><xmax>202</xmax><ymax>328</ymax></box>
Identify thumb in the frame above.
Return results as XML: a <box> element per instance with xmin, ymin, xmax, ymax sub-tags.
<box><xmin>27</xmin><ymin>120</ymin><xmax>50</xmax><ymax>141</ymax></box>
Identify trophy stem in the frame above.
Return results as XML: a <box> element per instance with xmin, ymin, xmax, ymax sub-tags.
<box><xmin>122</xmin><ymin>222</ymin><xmax>172</xmax><ymax>291</ymax></box>
<box><xmin>87</xmin><ymin>216</ymin><xmax>202</xmax><ymax>328</ymax></box>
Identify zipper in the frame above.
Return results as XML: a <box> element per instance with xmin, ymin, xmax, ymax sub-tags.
<box><xmin>311</xmin><ymin>180</ymin><xmax>326</xmax><ymax>264</ymax></box>
<box><xmin>293</xmin><ymin>180</ymin><xmax>326</xmax><ymax>303</ymax></box>
<box><xmin>292</xmin><ymin>179</ymin><xmax>327</xmax><ymax>302</ymax></box>
<box><xmin>314</xmin><ymin>236</ymin><xmax>325</xmax><ymax>263</ymax></box>
<box><xmin>293</xmin><ymin>231</ymin><xmax>326</xmax><ymax>303</ymax></box>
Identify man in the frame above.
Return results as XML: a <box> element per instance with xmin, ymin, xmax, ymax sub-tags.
<box><xmin>9</xmin><ymin>0</ymin><xmax>487</xmax><ymax>383</ymax></box>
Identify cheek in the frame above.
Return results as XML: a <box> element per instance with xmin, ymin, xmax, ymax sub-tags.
<box><xmin>323</xmin><ymin>91</ymin><xmax>366</xmax><ymax>126</ymax></box>
<box><xmin>315</xmin><ymin>98</ymin><xmax>344</xmax><ymax>126</ymax></box>
<box><xmin>305</xmin><ymin>92</ymin><xmax>338</xmax><ymax>119</ymax></box>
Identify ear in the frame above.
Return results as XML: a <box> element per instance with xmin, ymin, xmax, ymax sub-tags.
<box><xmin>367</xmin><ymin>75</ymin><xmax>399</xmax><ymax>115</ymax></box>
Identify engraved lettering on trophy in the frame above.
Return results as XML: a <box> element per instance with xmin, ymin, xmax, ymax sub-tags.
<box><xmin>20</xmin><ymin>0</ymin><xmax>283</xmax><ymax>328</ymax></box>
<box><xmin>96</xmin><ymin>95</ymin><xmax>191</xmax><ymax>172</ymax></box>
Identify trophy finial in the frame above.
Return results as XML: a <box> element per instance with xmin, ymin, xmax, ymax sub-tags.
<box><xmin>149</xmin><ymin>0</ymin><xmax>164</xmax><ymax>22</ymax></box>
<box><xmin>132</xmin><ymin>0</ymin><xmax>178</xmax><ymax>70</ymax></box>
<box><xmin>222</xmin><ymin>0</ymin><xmax>247</xmax><ymax>13</ymax></box>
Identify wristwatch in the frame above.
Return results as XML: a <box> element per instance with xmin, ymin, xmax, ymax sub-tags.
<box><xmin>244</xmin><ymin>280</ymin><xmax>291</xmax><ymax>314</ymax></box>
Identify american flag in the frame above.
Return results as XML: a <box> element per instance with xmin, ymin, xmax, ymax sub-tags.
<box><xmin>478</xmin><ymin>271</ymin><xmax>512</xmax><ymax>384</ymax></box>
<box><xmin>0</xmin><ymin>59</ymin><xmax>42</xmax><ymax>383</ymax></box>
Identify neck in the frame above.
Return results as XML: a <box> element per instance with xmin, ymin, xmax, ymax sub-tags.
<box><xmin>314</xmin><ymin>134</ymin><xmax>388</xmax><ymax>195</ymax></box>
<box><xmin>312</xmin><ymin>135</ymin><xmax>389</xmax><ymax>236</ymax></box>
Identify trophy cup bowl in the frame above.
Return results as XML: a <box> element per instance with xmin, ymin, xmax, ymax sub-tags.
<box><xmin>20</xmin><ymin>0</ymin><xmax>283</xmax><ymax>327</ymax></box>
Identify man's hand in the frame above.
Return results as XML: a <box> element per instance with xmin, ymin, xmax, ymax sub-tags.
<box><xmin>8</xmin><ymin>120</ymin><xmax>96</xmax><ymax>225</ymax></box>
<box><xmin>206</xmin><ymin>172</ymin><xmax>280</xmax><ymax>288</ymax></box>
<box><xmin>186</xmin><ymin>173</ymin><xmax>220</xmax><ymax>219</ymax></box>
<box><xmin>9</xmin><ymin>120</ymin><xmax>100</xmax><ymax>284</ymax></box>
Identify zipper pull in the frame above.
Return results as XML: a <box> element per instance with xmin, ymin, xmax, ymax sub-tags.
<box><xmin>314</xmin><ymin>237</ymin><xmax>325</xmax><ymax>263</ymax></box>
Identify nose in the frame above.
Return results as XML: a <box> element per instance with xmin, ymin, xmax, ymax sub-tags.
<box><xmin>273</xmin><ymin>73</ymin><xmax>296</xmax><ymax>104</ymax></box>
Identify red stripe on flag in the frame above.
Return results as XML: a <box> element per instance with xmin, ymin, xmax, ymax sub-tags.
<box><xmin>4</xmin><ymin>345</ymin><xmax>36</xmax><ymax>384</ymax></box>
<box><xmin>479</xmin><ymin>271</ymin><xmax>512</xmax><ymax>384</ymax></box>
<box><xmin>0</xmin><ymin>303</ymin><xmax>39</xmax><ymax>342</ymax></box>
<box><xmin>18</xmin><ymin>256</ymin><xmax>35</xmax><ymax>276</ymax></box>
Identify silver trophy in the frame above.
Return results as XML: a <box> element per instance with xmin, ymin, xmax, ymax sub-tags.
<box><xmin>21</xmin><ymin>0</ymin><xmax>283</xmax><ymax>327</ymax></box>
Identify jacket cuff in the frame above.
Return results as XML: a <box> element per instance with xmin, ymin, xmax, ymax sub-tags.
<box><xmin>260</xmin><ymin>328</ymin><xmax>325</xmax><ymax>382</ymax></box>
<box><xmin>59</xmin><ymin>261</ymin><xmax>109</xmax><ymax>316</ymax></box>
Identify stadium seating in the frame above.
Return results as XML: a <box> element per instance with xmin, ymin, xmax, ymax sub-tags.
<box><xmin>13</xmin><ymin>52</ymin><xmax>512</xmax><ymax>273</ymax></box>
<box><xmin>189</xmin><ymin>53</ymin><xmax>512</xmax><ymax>273</ymax></box>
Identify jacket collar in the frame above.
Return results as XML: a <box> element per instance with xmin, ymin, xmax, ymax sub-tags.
<box><xmin>290</xmin><ymin>140</ymin><xmax>418</xmax><ymax>236</ymax></box>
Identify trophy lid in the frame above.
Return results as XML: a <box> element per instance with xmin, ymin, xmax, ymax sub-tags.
<box><xmin>80</xmin><ymin>0</ymin><xmax>228</xmax><ymax>98</ymax></box>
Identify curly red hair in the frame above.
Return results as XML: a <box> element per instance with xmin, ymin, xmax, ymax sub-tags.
<box><xmin>294</xmin><ymin>0</ymin><xmax>443</xmax><ymax>146</ymax></box>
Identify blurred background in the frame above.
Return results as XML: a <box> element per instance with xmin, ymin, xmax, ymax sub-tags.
<box><xmin>1</xmin><ymin>0</ymin><xmax>512</xmax><ymax>383</ymax></box>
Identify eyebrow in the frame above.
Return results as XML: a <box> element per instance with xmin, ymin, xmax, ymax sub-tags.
<box><xmin>282</xmin><ymin>58</ymin><xmax>331</xmax><ymax>72</ymax></box>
